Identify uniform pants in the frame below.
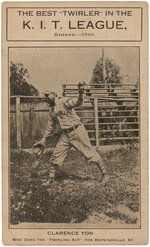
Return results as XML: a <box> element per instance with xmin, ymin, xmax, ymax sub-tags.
<box><xmin>49</xmin><ymin>123</ymin><xmax>106</xmax><ymax>174</ymax></box>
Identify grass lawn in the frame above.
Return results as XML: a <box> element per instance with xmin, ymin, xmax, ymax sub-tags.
<box><xmin>10</xmin><ymin>144</ymin><xmax>140</xmax><ymax>227</ymax></box>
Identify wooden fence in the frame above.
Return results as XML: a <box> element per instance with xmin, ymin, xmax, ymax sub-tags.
<box><xmin>10</xmin><ymin>83</ymin><xmax>139</xmax><ymax>149</ymax></box>
<box><xmin>63</xmin><ymin>83</ymin><xmax>139</xmax><ymax>146</ymax></box>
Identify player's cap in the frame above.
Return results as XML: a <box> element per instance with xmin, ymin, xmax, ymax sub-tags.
<box><xmin>43</xmin><ymin>91</ymin><xmax>50</xmax><ymax>97</ymax></box>
<box><xmin>43</xmin><ymin>91</ymin><xmax>57</xmax><ymax>97</ymax></box>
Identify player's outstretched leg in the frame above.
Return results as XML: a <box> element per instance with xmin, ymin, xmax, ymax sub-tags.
<box><xmin>96</xmin><ymin>160</ymin><xmax>109</xmax><ymax>184</ymax></box>
<box><xmin>42</xmin><ymin>163</ymin><xmax>58</xmax><ymax>186</ymax></box>
<box><xmin>69</xmin><ymin>124</ymin><xmax>109</xmax><ymax>184</ymax></box>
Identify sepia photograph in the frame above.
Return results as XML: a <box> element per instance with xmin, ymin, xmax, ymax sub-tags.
<box><xmin>9</xmin><ymin>46</ymin><xmax>140</xmax><ymax>228</ymax></box>
<box><xmin>2</xmin><ymin>1</ymin><xmax>148</xmax><ymax>245</ymax></box>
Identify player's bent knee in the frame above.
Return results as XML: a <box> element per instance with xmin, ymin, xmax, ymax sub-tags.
<box><xmin>86</xmin><ymin>152</ymin><xmax>101</xmax><ymax>164</ymax></box>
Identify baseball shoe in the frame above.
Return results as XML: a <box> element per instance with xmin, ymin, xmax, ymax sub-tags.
<box><xmin>101</xmin><ymin>173</ymin><xmax>109</xmax><ymax>184</ymax></box>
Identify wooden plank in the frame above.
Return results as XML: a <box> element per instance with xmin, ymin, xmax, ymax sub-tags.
<box><xmin>64</xmin><ymin>94</ymin><xmax>139</xmax><ymax>98</ymax></box>
<box><xmin>64</xmin><ymin>94</ymin><xmax>139</xmax><ymax>101</ymax></box>
<box><xmin>64</xmin><ymin>89</ymin><xmax>139</xmax><ymax>93</ymax></box>
<box><xmin>62</xmin><ymin>83</ymin><xmax>139</xmax><ymax>87</ymax></box>
<box><xmin>11</xmin><ymin>95</ymin><xmax>46</xmax><ymax>99</ymax></box>
<box><xmin>64</xmin><ymin>91</ymin><xmax>139</xmax><ymax>96</ymax></box>
<box><xmin>98</xmin><ymin>99</ymin><xmax>139</xmax><ymax>102</ymax></box>
<box><xmin>19</xmin><ymin>109</ymin><xmax>49</xmax><ymax>113</ymax></box>
<box><xmin>98</xmin><ymin>116</ymin><xmax>139</xmax><ymax>119</ymax></box>
<box><xmin>100</xmin><ymin>137</ymin><xmax>139</xmax><ymax>141</ymax></box>
<box><xmin>98</xmin><ymin>105</ymin><xmax>139</xmax><ymax>108</ymax></box>
<box><xmin>10</xmin><ymin>109</ymin><xmax>49</xmax><ymax>113</ymax></box>
<box><xmin>98</xmin><ymin>96</ymin><xmax>139</xmax><ymax>98</ymax></box>
<box><xmin>10</xmin><ymin>112</ymin><xmax>17</xmax><ymax>148</ymax></box>
<box><xmin>16</xmin><ymin>96</ymin><xmax>21</xmax><ymax>149</ymax></box>
<box><xmin>99</xmin><ymin>129</ymin><xmax>139</xmax><ymax>133</ymax></box>
<box><xmin>80</xmin><ymin>117</ymin><xmax>95</xmax><ymax>119</ymax></box>
<box><xmin>75</xmin><ymin>110</ymin><xmax>94</xmax><ymax>113</ymax></box>
<box><xmin>98</xmin><ymin>110</ymin><xmax>139</xmax><ymax>113</ymax></box>
<box><xmin>99</xmin><ymin>122</ymin><xmax>139</xmax><ymax>125</ymax></box>
<box><xmin>94</xmin><ymin>98</ymin><xmax>99</xmax><ymax>146</ymax></box>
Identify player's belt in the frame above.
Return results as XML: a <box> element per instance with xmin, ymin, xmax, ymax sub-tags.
<box><xmin>63</xmin><ymin>124</ymin><xmax>80</xmax><ymax>133</ymax></box>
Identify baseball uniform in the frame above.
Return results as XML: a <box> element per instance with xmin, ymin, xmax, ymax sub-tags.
<box><xmin>41</xmin><ymin>96</ymin><xmax>106</xmax><ymax>175</ymax></box>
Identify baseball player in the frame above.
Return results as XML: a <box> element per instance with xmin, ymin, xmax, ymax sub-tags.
<box><xmin>33</xmin><ymin>82</ymin><xmax>109</xmax><ymax>186</ymax></box>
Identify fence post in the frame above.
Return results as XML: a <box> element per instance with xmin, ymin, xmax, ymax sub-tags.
<box><xmin>94</xmin><ymin>97</ymin><xmax>99</xmax><ymax>147</ymax></box>
<box><xmin>16</xmin><ymin>96</ymin><xmax>21</xmax><ymax>149</ymax></box>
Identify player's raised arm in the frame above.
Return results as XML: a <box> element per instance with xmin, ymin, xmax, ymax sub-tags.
<box><xmin>65</xmin><ymin>81</ymin><xmax>86</xmax><ymax>108</ymax></box>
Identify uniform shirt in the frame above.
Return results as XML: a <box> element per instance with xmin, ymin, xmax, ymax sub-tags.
<box><xmin>41</xmin><ymin>96</ymin><xmax>83</xmax><ymax>142</ymax></box>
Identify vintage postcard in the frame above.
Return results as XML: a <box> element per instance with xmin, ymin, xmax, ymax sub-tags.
<box><xmin>2</xmin><ymin>1</ymin><xmax>148</xmax><ymax>245</ymax></box>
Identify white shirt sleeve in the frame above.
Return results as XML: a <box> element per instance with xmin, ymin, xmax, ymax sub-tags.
<box><xmin>64</xmin><ymin>96</ymin><xmax>83</xmax><ymax>108</ymax></box>
<box><xmin>41</xmin><ymin>115</ymin><xmax>54</xmax><ymax>144</ymax></box>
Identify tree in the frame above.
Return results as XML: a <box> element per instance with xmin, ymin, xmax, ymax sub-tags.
<box><xmin>91</xmin><ymin>57</ymin><xmax>122</xmax><ymax>87</ymax></box>
<box><xmin>10</xmin><ymin>62</ymin><xmax>39</xmax><ymax>96</ymax></box>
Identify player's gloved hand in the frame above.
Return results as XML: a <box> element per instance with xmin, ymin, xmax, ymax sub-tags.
<box><xmin>78</xmin><ymin>81</ymin><xmax>86</xmax><ymax>94</ymax></box>
<box><xmin>33</xmin><ymin>141</ymin><xmax>45</xmax><ymax>157</ymax></box>
<box><xmin>33</xmin><ymin>141</ymin><xmax>45</xmax><ymax>149</ymax></box>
